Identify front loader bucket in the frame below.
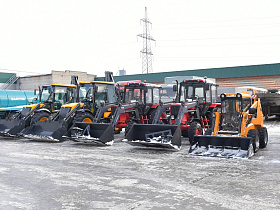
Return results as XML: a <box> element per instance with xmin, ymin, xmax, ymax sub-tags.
<box><xmin>0</xmin><ymin>118</ymin><xmax>26</xmax><ymax>137</ymax></box>
<box><xmin>126</xmin><ymin>124</ymin><xmax>182</xmax><ymax>150</ymax></box>
<box><xmin>20</xmin><ymin>120</ymin><xmax>68</xmax><ymax>142</ymax></box>
<box><xmin>189</xmin><ymin>135</ymin><xmax>254</xmax><ymax>158</ymax></box>
<box><xmin>63</xmin><ymin>122</ymin><xmax>114</xmax><ymax>145</ymax></box>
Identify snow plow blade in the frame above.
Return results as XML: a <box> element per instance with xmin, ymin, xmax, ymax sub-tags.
<box><xmin>126</xmin><ymin>124</ymin><xmax>182</xmax><ymax>150</ymax></box>
<box><xmin>63</xmin><ymin>122</ymin><xmax>114</xmax><ymax>145</ymax></box>
<box><xmin>20</xmin><ymin>120</ymin><xmax>68</xmax><ymax>142</ymax></box>
<box><xmin>0</xmin><ymin>118</ymin><xmax>25</xmax><ymax>137</ymax></box>
<box><xmin>189</xmin><ymin>135</ymin><xmax>254</xmax><ymax>158</ymax></box>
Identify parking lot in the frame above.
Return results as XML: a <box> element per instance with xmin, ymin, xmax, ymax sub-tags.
<box><xmin>0</xmin><ymin>120</ymin><xmax>279</xmax><ymax>210</ymax></box>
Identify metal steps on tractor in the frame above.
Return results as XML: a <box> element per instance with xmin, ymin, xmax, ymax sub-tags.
<box><xmin>189</xmin><ymin>135</ymin><xmax>254</xmax><ymax>159</ymax></box>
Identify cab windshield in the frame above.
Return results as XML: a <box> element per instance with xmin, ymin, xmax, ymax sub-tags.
<box><xmin>124</xmin><ymin>88</ymin><xmax>144</xmax><ymax>103</ymax></box>
<box><xmin>53</xmin><ymin>86</ymin><xmax>70</xmax><ymax>106</ymax></box>
<box><xmin>221</xmin><ymin>98</ymin><xmax>242</xmax><ymax>131</ymax></box>
<box><xmin>94</xmin><ymin>83</ymin><xmax>117</xmax><ymax>107</ymax></box>
<box><xmin>180</xmin><ymin>84</ymin><xmax>204</xmax><ymax>102</ymax></box>
<box><xmin>79</xmin><ymin>83</ymin><xmax>92</xmax><ymax>101</ymax></box>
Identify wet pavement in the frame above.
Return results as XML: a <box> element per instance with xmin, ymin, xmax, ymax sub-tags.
<box><xmin>0</xmin><ymin>121</ymin><xmax>279</xmax><ymax>210</ymax></box>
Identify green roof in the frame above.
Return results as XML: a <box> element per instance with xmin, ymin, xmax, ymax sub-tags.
<box><xmin>95</xmin><ymin>63</ymin><xmax>280</xmax><ymax>83</ymax></box>
<box><xmin>0</xmin><ymin>73</ymin><xmax>16</xmax><ymax>83</ymax></box>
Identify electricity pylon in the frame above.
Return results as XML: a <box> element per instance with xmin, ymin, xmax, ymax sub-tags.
<box><xmin>137</xmin><ymin>7</ymin><xmax>156</xmax><ymax>74</ymax></box>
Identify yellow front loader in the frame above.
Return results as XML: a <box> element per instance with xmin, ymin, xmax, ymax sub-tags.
<box><xmin>189</xmin><ymin>93</ymin><xmax>268</xmax><ymax>158</ymax></box>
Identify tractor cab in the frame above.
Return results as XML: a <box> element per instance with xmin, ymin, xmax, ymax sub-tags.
<box><xmin>40</xmin><ymin>84</ymin><xmax>77</xmax><ymax>111</ymax></box>
<box><xmin>79</xmin><ymin>81</ymin><xmax>117</xmax><ymax>115</ymax></box>
<box><xmin>123</xmin><ymin>82</ymin><xmax>161</xmax><ymax>118</ymax></box>
<box><xmin>177</xmin><ymin>78</ymin><xmax>218</xmax><ymax>113</ymax></box>
<box><xmin>123</xmin><ymin>82</ymin><xmax>160</xmax><ymax>105</ymax></box>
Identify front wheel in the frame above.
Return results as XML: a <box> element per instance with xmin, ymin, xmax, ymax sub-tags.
<box><xmin>31</xmin><ymin>112</ymin><xmax>51</xmax><ymax>125</ymax></box>
<box><xmin>73</xmin><ymin>112</ymin><xmax>94</xmax><ymax>123</ymax></box>
<box><xmin>188</xmin><ymin>122</ymin><xmax>203</xmax><ymax>144</ymax></box>
<box><xmin>258</xmin><ymin>127</ymin><xmax>268</xmax><ymax>148</ymax></box>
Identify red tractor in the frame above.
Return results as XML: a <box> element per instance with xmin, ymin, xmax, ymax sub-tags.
<box><xmin>114</xmin><ymin>81</ymin><xmax>168</xmax><ymax>134</ymax></box>
<box><xmin>172</xmin><ymin>77</ymin><xmax>220</xmax><ymax>143</ymax></box>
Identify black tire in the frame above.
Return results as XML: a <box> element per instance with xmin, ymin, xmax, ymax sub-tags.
<box><xmin>204</xmin><ymin>128</ymin><xmax>212</xmax><ymax>135</ymax></box>
<box><xmin>188</xmin><ymin>122</ymin><xmax>203</xmax><ymax>144</ymax></box>
<box><xmin>247</xmin><ymin>129</ymin><xmax>260</xmax><ymax>153</ymax></box>
<box><xmin>258</xmin><ymin>127</ymin><xmax>268</xmax><ymax>148</ymax></box>
<box><xmin>73</xmin><ymin>112</ymin><xmax>94</xmax><ymax>123</ymax></box>
<box><xmin>31</xmin><ymin>112</ymin><xmax>51</xmax><ymax>124</ymax></box>
<box><xmin>182</xmin><ymin>130</ymin><xmax>188</xmax><ymax>137</ymax></box>
<box><xmin>125</xmin><ymin>121</ymin><xmax>135</xmax><ymax>136</ymax></box>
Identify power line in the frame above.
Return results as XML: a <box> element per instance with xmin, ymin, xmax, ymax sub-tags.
<box><xmin>156</xmin><ymin>15</ymin><xmax>280</xmax><ymax>26</ymax></box>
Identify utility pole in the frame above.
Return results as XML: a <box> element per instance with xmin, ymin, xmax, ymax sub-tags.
<box><xmin>137</xmin><ymin>7</ymin><xmax>155</xmax><ymax>74</ymax></box>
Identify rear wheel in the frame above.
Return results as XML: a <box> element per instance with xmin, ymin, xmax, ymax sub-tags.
<box><xmin>182</xmin><ymin>130</ymin><xmax>188</xmax><ymax>137</ymax></box>
<box><xmin>258</xmin><ymin>127</ymin><xmax>268</xmax><ymax>148</ymax></box>
<box><xmin>31</xmin><ymin>112</ymin><xmax>51</xmax><ymax>124</ymax></box>
<box><xmin>188</xmin><ymin>122</ymin><xmax>202</xmax><ymax>144</ymax></box>
<box><xmin>247</xmin><ymin>129</ymin><xmax>259</xmax><ymax>153</ymax></box>
<box><xmin>73</xmin><ymin>112</ymin><xmax>94</xmax><ymax>123</ymax></box>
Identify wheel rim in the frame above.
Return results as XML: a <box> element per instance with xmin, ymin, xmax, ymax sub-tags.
<box><xmin>195</xmin><ymin>126</ymin><xmax>201</xmax><ymax>135</ymax></box>
<box><xmin>40</xmin><ymin>117</ymin><xmax>49</xmax><ymax>121</ymax></box>
<box><xmin>82</xmin><ymin>118</ymin><xmax>92</xmax><ymax>123</ymax></box>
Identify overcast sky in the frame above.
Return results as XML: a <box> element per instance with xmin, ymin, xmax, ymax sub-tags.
<box><xmin>0</xmin><ymin>0</ymin><xmax>280</xmax><ymax>77</ymax></box>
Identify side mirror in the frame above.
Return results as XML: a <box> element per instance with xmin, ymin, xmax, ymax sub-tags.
<box><xmin>34</xmin><ymin>89</ymin><xmax>37</xmax><ymax>95</ymax></box>
<box><xmin>205</xmin><ymin>84</ymin><xmax>210</xmax><ymax>91</ymax></box>
<box><xmin>249</xmin><ymin>108</ymin><xmax>256</xmax><ymax>114</ymax></box>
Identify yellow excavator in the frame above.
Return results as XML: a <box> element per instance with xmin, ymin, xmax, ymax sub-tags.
<box><xmin>189</xmin><ymin>92</ymin><xmax>268</xmax><ymax>158</ymax></box>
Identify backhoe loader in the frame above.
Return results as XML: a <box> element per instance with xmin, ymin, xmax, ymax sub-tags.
<box><xmin>0</xmin><ymin>84</ymin><xmax>77</xmax><ymax>137</ymax></box>
<box><xmin>20</xmin><ymin>81</ymin><xmax>119</xmax><ymax>143</ymax></box>
<box><xmin>189</xmin><ymin>92</ymin><xmax>268</xmax><ymax>158</ymax></box>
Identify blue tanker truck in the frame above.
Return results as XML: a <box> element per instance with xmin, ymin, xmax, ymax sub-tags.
<box><xmin>0</xmin><ymin>90</ymin><xmax>38</xmax><ymax>118</ymax></box>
